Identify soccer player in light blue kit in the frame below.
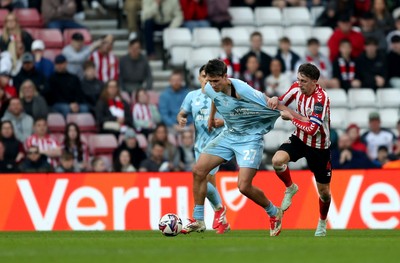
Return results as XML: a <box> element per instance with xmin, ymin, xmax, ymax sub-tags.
<box><xmin>182</xmin><ymin>59</ymin><xmax>295</xmax><ymax>236</ymax></box>
<box><xmin>177</xmin><ymin>65</ymin><xmax>230</xmax><ymax>234</ymax></box>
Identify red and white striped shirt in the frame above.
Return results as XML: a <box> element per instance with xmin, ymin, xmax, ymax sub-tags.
<box><xmin>25</xmin><ymin>134</ymin><xmax>60</xmax><ymax>167</ymax></box>
<box><xmin>90</xmin><ymin>51</ymin><xmax>119</xmax><ymax>82</ymax></box>
<box><xmin>279</xmin><ymin>82</ymin><xmax>331</xmax><ymax>149</ymax></box>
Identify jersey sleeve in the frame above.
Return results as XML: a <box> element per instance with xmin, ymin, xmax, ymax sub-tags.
<box><xmin>204</xmin><ymin>83</ymin><xmax>217</xmax><ymax>100</ymax></box>
<box><xmin>279</xmin><ymin>82</ymin><xmax>298</xmax><ymax>106</ymax></box>
<box><xmin>231</xmin><ymin>79</ymin><xmax>268</xmax><ymax>107</ymax></box>
<box><xmin>180</xmin><ymin>91</ymin><xmax>194</xmax><ymax>114</ymax></box>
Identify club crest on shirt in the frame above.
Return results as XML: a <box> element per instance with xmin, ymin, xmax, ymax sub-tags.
<box><xmin>306</xmin><ymin>108</ymin><xmax>313</xmax><ymax>116</ymax></box>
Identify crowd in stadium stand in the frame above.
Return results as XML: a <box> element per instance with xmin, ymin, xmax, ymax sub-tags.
<box><xmin>1</xmin><ymin>0</ymin><xmax>400</xmax><ymax>173</ymax></box>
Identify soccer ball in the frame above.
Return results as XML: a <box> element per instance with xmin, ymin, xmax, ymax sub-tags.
<box><xmin>158</xmin><ymin>213</ymin><xmax>183</xmax><ymax>237</ymax></box>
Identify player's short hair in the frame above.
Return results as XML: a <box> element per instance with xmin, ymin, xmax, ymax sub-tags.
<box><xmin>298</xmin><ymin>63</ymin><xmax>320</xmax><ymax>81</ymax></box>
<box><xmin>199</xmin><ymin>64</ymin><xmax>206</xmax><ymax>74</ymax></box>
<box><xmin>204</xmin><ymin>59</ymin><xmax>227</xmax><ymax>77</ymax></box>
<box><xmin>365</xmin><ymin>37</ymin><xmax>378</xmax><ymax>46</ymax></box>
<box><xmin>221</xmin><ymin>37</ymin><xmax>233</xmax><ymax>46</ymax></box>
<box><xmin>307</xmin><ymin>38</ymin><xmax>320</xmax><ymax>46</ymax></box>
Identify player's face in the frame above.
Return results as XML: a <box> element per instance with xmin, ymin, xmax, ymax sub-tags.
<box><xmin>207</xmin><ymin>74</ymin><xmax>227</xmax><ymax>92</ymax></box>
<box><xmin>198</xmin><ymin>70</ymin><xmax>207</xmax><ymax>89</ymax></box>
<box><xmin>297</xmin><ymin>73</ymin><xmax>317</xmax><ymax>95</ymax></box>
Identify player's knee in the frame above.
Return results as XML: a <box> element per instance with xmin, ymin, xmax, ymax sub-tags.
<box><xmin>272</xmin><ymin>156</ymin><xmax>286</xmax><ymax>170</ymax></box>
<box><xmin>192</xmin><ymin>163</ymin><xmax>208</xmax><ymax>179</ymax></box>
<box><xmin>237</xmin><ymin>181</ymin><xmax>251</xmax><ymax>196</ymax></box>
<box><xmin>319</xmin><ymin>190</ymin><xmax>331</xmax><ymax>202</ymax></box>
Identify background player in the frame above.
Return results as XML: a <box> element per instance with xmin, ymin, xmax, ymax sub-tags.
<box><xmin>182</xmin><ymin>59</ymin><xmax>301</xmax><ymax>237</ymax></box>
<box><xmin>268</xmin><ymin>63</ymin><xmax>332</xmax><ymax>237</ymax></box>
<box><xmin>177</xmin><ymin>65</ymin><xmax>230</xmax><ymax>234</ymax></box>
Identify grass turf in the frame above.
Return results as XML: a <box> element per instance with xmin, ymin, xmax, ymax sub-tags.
<box><xmin>0</xmin><ymin>230</ymin><xmax>399</xmax><ymax>263</ymax></box>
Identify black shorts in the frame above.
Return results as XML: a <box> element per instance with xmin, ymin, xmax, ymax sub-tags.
<box><xmin>278</xmin><ymin>135</ymin><xmax>332</xmax><ymax>184</ymax></box>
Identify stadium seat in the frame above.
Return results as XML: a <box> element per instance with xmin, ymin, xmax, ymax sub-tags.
<box><xmin>43</xmin><ymin>49</ymin><xmax>62</xmax><ymax>62</ymax></box>
<box><xmin>282</xmin><ymin>7</ymin><xmax>312</xmax><ymax>26</ymax></box>
<box><xmin>284</xmin><ymin>26</ymin><xmax>312</xmax><ymax>46</ymax></box>
<box><xmin>319</xmin><ymin>46</ymin><xmax>330</xmax><ymax>58</ymax></box>
<box><xmin>312</xmin><ymin>27</ymin><xmax>334</xmax><ymax>46</ymax></box>
<box><xmin>192</xmin><ymin>28</ymin><xmax>221</xmax><ymax>47</ymax></box>
<box><xmin>379</xmin><ymin>108</ymin><xmax>399</xmax><ymax>129</ymax></box>
<box><xmin>262</xmin><ymin>46</ymin><xmax>277</xmax><ymax>56</ymax></box>
<box><xmin>257</xmin><ymin>26</ymin><xmax>283</xmax><ymax>46</ymax></box>
<box><xmin>232</xmin><ymin>46</ymin><xmax>250</xmax><ymax>58</ymax></box>
<box><xmin>228</xmin><ymin>7</ymin><xmax>255</xmax><ymax>26</ymax></box>
<box><xmin>263</xmin><ymin>130</ymin><xmax>287</xmax><ymax>152</ymax></box>
<box><xmin>311</xmin><ymin>6</ymin><xmax>325</xmax><ymax>25</ymax></box>
<box><xmin>47</xmin><ymin>113</ymin><xmax>66</xmax><ymax>133</ymax></box>
<box><xmin>14</xmin><ymin>8</ymin><xmax>43</xmax><ymax>27</ymax></box>
<box><xmin>221</xmin><ymin>27</ymin><xmax>250</xmax><ymax>47</ymax></box>
<box><xmin>330</xmin><ymin>108</ymin><xmax>349</xmax><ymax>130</ymax></box>
<box><xmin>170</xmin><ymin>46</ymin><xmax>192</xmax><ymax>67</ymax></box>
<box><xmin>326</xmin><ymin>89</ymin><xmax>348</xmax><ymax>108</ymax></box>
<box><xmin>0</xmin><ymin>9</ymin><xmax>9</xmax><ymax>27</ymax></box>
<box><xmin>162</xmin><ymin>28</ymin><xmax>192</xmax><ymax>50</ymax></box>
<box><xmin>66</xmin><ymin>113</ymin><xmax>97</xmax><ymax>133</ymax></box>
<box><xmin>376</xmin><ymin>88</ymin><xmax>400</xmax><ymax>108</ymax></box>
<box><xmin>38</xmin><ymin>29</ymin><xmax>64</xmax><ymax>49</ymax></box>
<box><xmin>89</xmin><ymin>134</ymin><xmax>118</xmax><ymax>155</ymax></box>
<box><xmin>63</xmin><ymin>29</ymin><xmax>92</xmax><ymax>45</ymax></box>
<box><xmin>348</xmin><ymin>108</ymin><xmax>376</xmax><ymax>129</ymax></box>
<box><xmin>185</xmin><ymin>48</ymin><xmax>218</xmax><ymax>71</ymax></box>
<box><xmin>254</xmin><ymin>7</ymin><xmax>282</xmax><ymax>27</ymax></box>
<box><xmin>291</xmin><ymin>45</ymin><xmax>307</xmax><ymax>57</ymax></box>
<box><xmin>24</xmin><ymin>28</ymin><xmax>40</xmax><ymax>39</ymax></box>
<box><xmin>348</xmin><ymin>88</ymin><xmax>377</xmax><ymax>109</ymax></box>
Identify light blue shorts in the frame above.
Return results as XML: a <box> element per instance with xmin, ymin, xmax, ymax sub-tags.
<box><xmin>202</xmin><ymin>130</ymin><xmax>264</xmax><ymax>169</ymax></box>
<box><xmin>195</xmin><ymin>151</ymin><xmax>220</xmax><ymax>176</ymax></box>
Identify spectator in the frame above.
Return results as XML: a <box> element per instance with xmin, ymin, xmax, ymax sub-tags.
<box><xmin>327</xmin><ymin>14</ymin><xmax>365</xmax><ymax>62</ymax></box>
<box><xmin>0</xmin><ymin>51</ymin><xmax>12</xmax><ymax>74</ymax></box>
<box><xmin>206</xmin><ymin>0</ymin><xmax>232</xmax><ymax>30</ymax></box>
<box><xmin>272</xmin><ymin>0</ymin><xmax>306</xmax><ymax>8</ymax></box>
<box><xmin>0</xmin><ymin>120</ymin><xmax>24</xmax><ymax>171</ymax></box>
<box><xmin>372</xmin><ymin>0</ymin><xmax>394</xmax><ymax>34</ymax></box>
<box><xmin>0</xmin><ymin>13</ymin><xmax>33</xmax><ymax>53</ymax></box>
<box><xmin>359</xmin><ymin>12</ymin><xmax>387</xmax><ymax>51</ymax></box>
<box><xmin>0</xmin><ymin>71</ymin><xmax>16</xmax><ymax>98</ymax></box>
<box><xmin>89</xmin><ymin>34</ymin><xmax>118</xmax><ymax>82</ymax></box>
<box><xmin>81</xmin><ymin>61</ymin><xmax>103</xmax><ymax>113</ymax></box>
<box><xmin>139</xmin><ymin>142</ymin><xmax>169</xmax><ymax>172</ymax></box>
<box><xmin>346</xmin><ymin>123</ymin><xmax>367</xmax><ymax>153</ymax></box>
<box><xmin>361</xmin><ymin>111</ymin><xmax>396</xmax><ymax>161</ymax></box>
<box><xmin>19</xmin><ymin>79</ymin><xmax>49</xmax><ymax>120</ymax></box>
<box><xmin>305</xmin><ymin>38</ymin><xmax>333</xmax><ymax>89</ymax></box>
<box><xmin>9</xmin><ymin>41</ymin><xmax>25</xmax><ymax>77</ymax></box>
<box><xmin>240</xmin><ymin>31</ymin><xmax>272</xmax><ymax>78</ymax></box>
<box><xmin>394</xmin><ymin>120</ymin><xmax>400</xmax><ymax>157</ymax></box>
<box><xmin>372</xmin><ymin>145</ymin><xmax>392</xmax><ymax>168</ymax></box>
<box><xmin>315</xmin><ymin>0</ymin><xmax>353</xmax><ymax>28</ymax></box>
<box><xmin>147</xmin><ymin>123</ymin><xmax>179</xmax><ymax>171</ymax></box>
<box><xmin>113</xmin><ymin>149</ymin><xmax>136</xmax><ymax>172</ymax></box>
<box><xmin>142</xmin><ymin>0</ymin><xmax>183</xmax><ymax>59</ymax></box>
<box><xmin>0</xmin><ymin>140</ymin><xmax>18</xmax><ymax>172</ymax></box>
<box><xmin>265</xmin><ymin>59</ymin><xmax>291</xmax><ymax>97</ymax></box>
<box><xmin>275</xmin><ymin>37</ymin><xmax>301</xmax><ymax>82</ymax></box>
<box><xmin>62</xmin><ymin>32</ymin><xmax>102</xmax><ymax>79</ymax></box>
<box><xmin>331</xmin><ymin>39</ymin><xmax>361</xmax><ymax>91</ymax></box>
<box><xmin>55</xmin><ymin>150</ymin><xmax>80</xmax><ymax>172</ymax></box>
<box><xmin>386</xmin><ymin>35</ymin><xmax>400</xmax><ymax>87</ymax></box>
<box><xmin>91</xmin><ymin>156</ymin><xmax>109</xmax><ymax>172</ymax></box>
<box><xmin>180</xmin><ymin>0</ymin><xmax>210</xmax><ymax>32</ymax></box>
<box><xmin>95</xmin><ymin>80</ymin><xmax>133</xmax><ymax>134</ymax></box>
<box><xmin>25</xmin><ymin>117</ymin><xmax>62</xmax><ymax>168</ymax></box>
<box><xmin>177</xmin><ymin>130</ymin><xmax>195</xmax><ymax>171</ymax></box>
<box><xmin>1</xmin><ymin>97</ymin><xmax>33</xmax><ymax>142</ymax></box>
<box><xmin>331</xmin><ymin>132</ymin><xmax>376</xmax><ymax>169</ymax></box>
<box><xmin>42</xmin><ymin>0</ymin><xmax>85</xmax><ymax>32</ymax></box>
<box><xmin>119</xmin><ymin>39</ymin><xmax>153</xmax><ymax>93</ymax></box>
<box><xmin>124</xmin><ymin>0</ymin><xmax>142</xmax><ymax>39</ymax></box>
<box><xmin>132</xmin><ymin>88</ymin><xmax>161</xmax><ymax>137</ymax></box>
<box><xmin>240</xmin><ymin>54</ymin><xmax>265</xmax><ymax>92</ymax></box>
<box><xmin>386</xmin><ymin>16</ymin><xmax>400</xmax><ymax>49</ymax></box>
<box><xmin>112</xmin><ymin>128</ymin><xmax>147</xmax><ymax>171</ymax></box>
<box><xmin>48</xmin><ymin>54</ymin><xmax>89</xmax><ymax>118</ymax></box>
<box><xmin>62</xmin><ymin>123</ymin><xmax>89</xmax><ymax>171</ymax></box>
<box><xmin>13</xmin><ymin>52</ymin><xmax>47</xmax><ymax>94</ymax></box>
<box><xmin>355</xmin><ymin>37</ymin><xmax>386</xmax><ymax>90</ymax></box>
<box><xmin>231</xmin><ymin>0</ymin><xmax>271</xmax><ymax>9</ymax></box>
<box><xmin>0</xmin><ymin>0</ymin><xmax>28</xmax><ymax>10</ymax></box>
<box><xmin>31</xmin><ymin>40</ymin><xmax>55</xmax><ymax>79</ymax></box>
<box><xmin>159</xmin><ymin>70</ymin><xmax>190</xmax><ymax>132</ymax></box>
<box><xmin>19</xmin><ymin>145</ymin><xmax>54</xmax><ymax>172</ymax></box>
<box><xmin>219</xmin><ymin>37</ymin><xmax>240</xmax><ymax>79</ymax></box>
<box><xmin>0</xmin><ymin>86</ymin><xmax>10</xmax><ymax>119</ymax></box>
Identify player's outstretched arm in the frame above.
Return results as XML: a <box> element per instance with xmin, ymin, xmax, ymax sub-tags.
<box><xmin>208</xmin><ymin>102</ymin><xmax>217</xmax><ymax>131</ymax></box>
<box><xmin>177</xmin><ymin>110</ymin><xmax>188</xmax><ymax>128</ymax></box>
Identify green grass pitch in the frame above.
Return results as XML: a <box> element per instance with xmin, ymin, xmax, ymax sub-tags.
<box><xmin>0</xmin><ymin>230</ymin><xmax>399</xmax><ymax>263</ymax></box>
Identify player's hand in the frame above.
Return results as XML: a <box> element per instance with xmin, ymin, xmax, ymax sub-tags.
<box><xmin>268</xmin><ymin>96</ymin><xmax>279</xmax><ymax>109</ymax></box>
<box><xmin>177</xmin><ymin>117</ymin><xmax>187</xmax><ymax>127</ymax></box>
<box><xmin>280</xmin><ymin>110</ymin><xmax>293</xmax><ymax>121</ymax></box>
<box><xmin>208</xmin><ymin>117</ymin><xmax>215</xmax><ymax>132</ymax></box>
<box><xmin>213</xmin><ymin>118</ymin><xmax>224</xmax><ymax>128</ymax></box>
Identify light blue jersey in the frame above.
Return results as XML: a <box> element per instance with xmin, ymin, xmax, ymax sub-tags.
<box><xmin>180</xmin><ymin>89</ymin><xmax>224</xmax><ymax>175</ymax></box>
<box><xmin>203</xmin><ymin>78</ymin><xmax>280</xmax><ymax>169</ymax></box>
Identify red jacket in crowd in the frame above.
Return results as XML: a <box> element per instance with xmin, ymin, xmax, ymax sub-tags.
<box><xmin>180</xmin><ymin>0</ymin><xmax>208</xmax><ymax>21</ymax></box>
<box><xmin>328</xmin><ymin>29</ymin><xmax>365</xmax><ymax>62</ymax></box>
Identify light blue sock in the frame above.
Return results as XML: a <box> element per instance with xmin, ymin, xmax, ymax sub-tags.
<box><xmin>206</xmin><ymin>182</ymin><xmax>222</xmax><ymax>211</ymax></box>
<box><xmin>265</xmin><ymin>202</ymin><xmax>278</xmax><ymax>217</ymax></box>
<box><xmin>193</xmin><ymin>205</ymin><xmax>204</xmax><ymax>221</ymax></box>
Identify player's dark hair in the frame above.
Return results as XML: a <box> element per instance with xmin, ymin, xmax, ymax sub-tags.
<box><xmin>204</xmin><ymin>59</ymin><xmax>227</xmax><ymax>77</ymax></box>
<box><xmin>307</xmin><ymin>38</ymin><xmax>320</xmax><ymax>46</ymax></box>
<box><xmin>298</xmin><ymin>63</ymin><xmax>320</xmax><ymax>81</ymax></box>
<box><xmin>199</xmin><ymin>64</ymin><xmax>206</xmax><ymax>74</ymax></box>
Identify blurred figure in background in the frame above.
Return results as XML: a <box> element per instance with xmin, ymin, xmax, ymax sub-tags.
<box><xmin>62</xmin><ymin>123</ymin><xmax>89</xmax><ymax>171</ymax></box>
<box><xmin>0</xmin><ymin>120</ymin><xmax>24</xmax><ymax>172</ymax></box>
<box><xmin>132</xmin><ymin>88</ymin><xmax>161</xmax><ymax>137</ymax></box>
<box><xmin>90</xmin><ymin>34</ymin><xmax>118</xmax><ymax>82</ymax></box>
<box><xmin>31</xmin><ymin>40</ymin><xmax>55</xmax><ymax>79</ymax></box>
<box><xmin>275</xmin><ymin>37</ymin><xmax>301</xmax><ymax>82</ymax></box>
<box><xmin>91</xmin><ymin>156</ymin><xmax>109</xmax><ymax>172</ymax></box>
<box><xmin>180</xmin><ymin>0</ymin><xmax>210</xmax><ymax>32</ymax></box>
<box><xmin>19</xmin><ymin>79</ymin><xmax>49</xmax><ymax>120</ymax></box>
<box><xmin>80</xmin><ymin>61</ymin><xmax>103</xmax><ymax>114</ymax></box>
<box><xmin>206</xmin><ymin>0</ymin><xmax>232</xmax><ymax>30</ymax></box>
<box><xmin>113</xmin><ymin>149</ymin><xmax>136</xmax><ymax>172</ymax></box>
<box><xmin>305</xmin><ymin>38</ymin><xmax>333</xmax><ymax>89</ymax></box>
<box><xmin>219</xmin><ymin>37</ymin><xmax>240</xmax><ymax>79</ymax></box>
<box><xmin>55</xmin><ymin>151</ymin><xmax>80</xmax><ymax>172</ymax></box>
<box><xmin>240</xmin><ymin>54</ymin><xmax>265</xmax><ymax>92</ymax></box>
<box><xmin>19</xmin><ymin>145</ymin><xmax>54</xmax><ymax>172</ymax></box>
<box><xmin>177</xmin><ymin>129</ymin><xmax>195</xmax><ymax>171</ymax></box>
<box><xmin>265</xmin><ymin>58</ymin><xmax>291</xmax><ymax>97</ymax></box>
<box><xmin>42</xmin><ymin>0</ymin><xmax>85</xmax><ymax>31</ymax></box>
<box><xmin>0</xmin><ymin>13</ymin><xmax>33</xmax><ymax>53</ymax></box>
<box><xmin>1</xmin><ymin>97</ymin><xmax>33</xmax><ymax>143</ymax></box>
<box><xmin>241</xmin><ymin>31</ymin><xmax>271</xmax><ymax>78</ymax></box>
<box><xmin>124</xmin><ymin>0</ymin><xmax>142</xmax><ymax>40</ymax></box>
<box><xmin>13</xmin><ymin>52</ymin><xmax>47</xmax><ymax>94</ymax></box>
<box><xmin>140</xmin><ymin>142</ymin><xmax>169</xmax><ymax>172</ymax></box>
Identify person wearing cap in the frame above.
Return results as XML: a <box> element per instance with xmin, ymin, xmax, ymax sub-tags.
<box><xmin>62</xmin><ymin>32</ymin><xmax>102</xmax><ymax>79</ymax></box>
<box><xmin>47</xmin><ymin>54</ymin><xmax>89</xmax><ymax>118</ymax></box>
<box><xmin>112</xmin><ymin>128</ymin><xmax>147</xmax><ymax>171</ymax></box>
<box><xmin>13</xmin><ymin>52</ymin><xmax>47</xmax><ymax>95</ymax></box>
<box><xmin>386</xmin><ymin>15</ymin><xmax>400</xmax><ymax>49</ymax></box>
<box><xmin>359</xmin><ymin>11</ymin><xmax>387</xmax><ymax>51</ymax></box>
<box><xmin>41</xmin><ymin>0</ymin><xmax>85</xmax><ymax>32</ymax></box>
<box><xmin>0</xmin><ymin>71</ymin><xmax>17</xmax><ymax>99</ymax></box>
<box><xmin>386</xmin><ymin>35</ymin><xmax>400</xmax><ymax>87</ymax></box>
<box><xmin>327</xmin><ymin>14</ymin><xmax>365</xmax><ymax>62</ymax></box>
<box><xmin>361</xmin><ymin>111</ymin><xmax>396</xmax><ymax>161</ymax></box>
<box><xmin>31</xmin><ymin>40</ymin><xmax>54</xmax><ymax>79</ymax></box>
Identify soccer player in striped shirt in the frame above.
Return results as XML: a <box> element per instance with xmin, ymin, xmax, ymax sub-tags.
<box><xmin>268</xmin><ymin>63</ymin><xmax>332</xmax><ymax>237</ymax></box>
